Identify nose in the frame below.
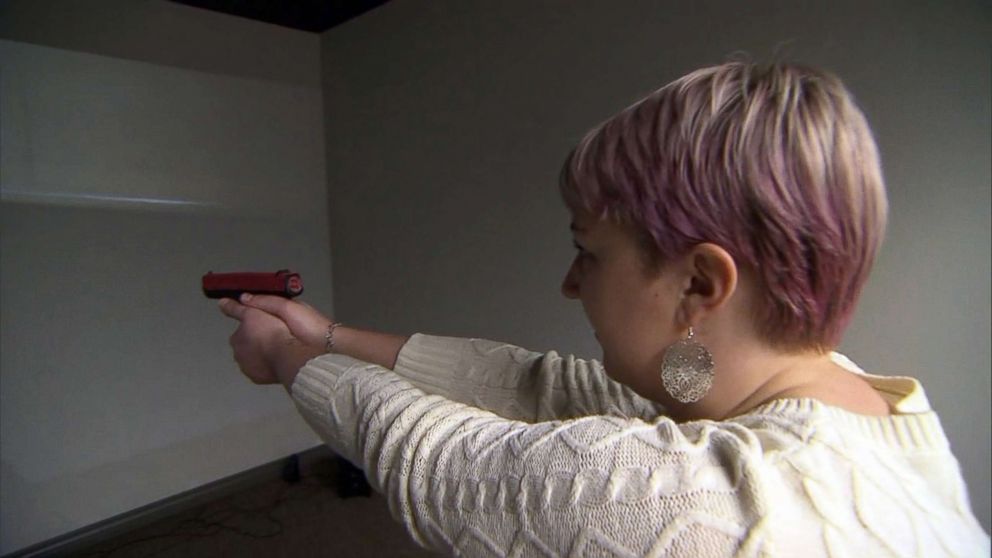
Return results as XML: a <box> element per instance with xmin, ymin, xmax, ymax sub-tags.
<box><xmin>561</xmin><ymin>258</ymin><xmax>580</xmax><ymax>299</ymax></box>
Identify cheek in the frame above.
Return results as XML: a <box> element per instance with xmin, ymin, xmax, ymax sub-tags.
<box><xmin>581</xmin><ymin>271</ymin><xmax>631</xmax><ymax>334</ymax></box>
<box><xmin>603</xmin><ymin>288</ymin><xmax>673</xmax><ymax>367</ymax></box>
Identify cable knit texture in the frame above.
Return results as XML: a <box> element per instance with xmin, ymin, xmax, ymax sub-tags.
<box><xmin>290</xmin><ymin>334</ymin><xmax>989</xmax><ymax>557</ymax></box>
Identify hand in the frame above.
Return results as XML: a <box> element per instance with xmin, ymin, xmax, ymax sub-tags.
<box><xmin>218</xmin><ymin>297</ymin><xmax>303</xmax><ymax>386</ymax></box>
<box><xmin>237</xmin><ymin>294</ymin><xmax>333</xmax><ymax>349</ymax></box>
<box><xmin>238</xmin><ymin>293</ymin><xmax>411</xmax><ymax>371</ymax></box>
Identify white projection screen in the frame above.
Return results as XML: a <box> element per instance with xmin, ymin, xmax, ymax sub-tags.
<box><xmin>0</xmin><ymin>39</ymin><xmax>331</xmax><ymax>553</ymax></box>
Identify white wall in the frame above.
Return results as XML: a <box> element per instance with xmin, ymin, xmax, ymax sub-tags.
<box><xmin>320</xmin><ymin>0</ymin><xmax>990</xmax><ymax>533</ymax></box>
<box><xmin>0</xmin><ymin>3</ymin><xmax>331</xmax><ymax>553</ymax></box>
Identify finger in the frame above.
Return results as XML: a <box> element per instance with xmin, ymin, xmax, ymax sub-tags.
<box><xmin>218</xmin><ymin>298</ymin><xmax>247</xmax><ymax>320</ymax></box>
<box><xmin>239</xmin><ymin>293</ymin><xmax>289</xmax><ymax>317</ymax></box>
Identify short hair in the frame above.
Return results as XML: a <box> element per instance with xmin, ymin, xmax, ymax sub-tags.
<box><xmin>559</xmin><ymin>62</ymin><xmax>888</xmax><ymax>351</ymax></box>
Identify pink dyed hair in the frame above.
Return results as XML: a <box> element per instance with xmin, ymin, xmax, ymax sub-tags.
<box><xmin>559</xmin><ymin>62</ymin><xmax>888</xmax><ymax>351</ymax></box>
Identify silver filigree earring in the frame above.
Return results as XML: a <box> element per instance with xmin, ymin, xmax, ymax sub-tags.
<box><xmin>660</xmin><ymin>327</ymin><xmax>714</xmax><ymax>403</ymax></box>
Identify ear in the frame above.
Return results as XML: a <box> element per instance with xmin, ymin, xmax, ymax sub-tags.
<box><xmin>676</xmin><ymin>243</ymin><xmax>738</xmax><ymax>327</ymax></box>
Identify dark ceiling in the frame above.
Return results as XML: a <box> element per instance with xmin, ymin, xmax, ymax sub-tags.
<box><xmin>169</xmin><ymin>0</ymin><xmax>391</xmax><ymax>33</ymax></box>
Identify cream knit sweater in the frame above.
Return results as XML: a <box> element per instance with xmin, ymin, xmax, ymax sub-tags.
<box><xmin>290</xmin><ymin>334</ymin><xmax>989</xmax><ymax>557</ymax></box>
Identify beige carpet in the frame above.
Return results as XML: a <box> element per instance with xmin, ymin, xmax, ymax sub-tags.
<box><xmin>75</xmin><ymin>458</ymin><xmax>437</xmax><ymax>558</ymax></box>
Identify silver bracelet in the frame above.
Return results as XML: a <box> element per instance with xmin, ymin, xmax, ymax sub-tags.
<box><xmin>324</xmin><ymin>322</ymin><xmax>341</xmax><ymax>353</ymax></box>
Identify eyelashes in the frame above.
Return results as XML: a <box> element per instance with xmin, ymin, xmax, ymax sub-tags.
<box><xmin>572</xmin><ymin>241</ymin><xmax>593</xmax><ymax>262</ymax></box>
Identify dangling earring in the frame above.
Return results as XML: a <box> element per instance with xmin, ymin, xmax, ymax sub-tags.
<box><xmin>661</xmin><ymin>327</ymin><xmax>715</xmax><ymax>403</ymax></box>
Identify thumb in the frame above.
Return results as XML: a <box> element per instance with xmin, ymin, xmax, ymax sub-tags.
<box><xmin>239</xmin><ymin>293</ymin><xmax>290</xmax><ymax>317</ymax></box>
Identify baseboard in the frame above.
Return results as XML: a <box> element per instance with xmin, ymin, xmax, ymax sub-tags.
<box><xmin>2</xmin><ymin>445</ymin><xmax>336</xmax><ymax>558</ymax></box>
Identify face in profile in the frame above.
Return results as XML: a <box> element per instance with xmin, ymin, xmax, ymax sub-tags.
<box><xmin>562</xmin><ymin>210</ymin><xmax>683</xmax><ymax>391</ymax></box>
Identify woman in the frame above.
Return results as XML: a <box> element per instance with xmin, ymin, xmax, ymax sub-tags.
<box><xmin>219</xmin><ymin>62</ymin><xmax>989</xmax><ymax>556</ymax></box>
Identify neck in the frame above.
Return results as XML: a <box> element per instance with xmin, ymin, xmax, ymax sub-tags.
<box><xmin>646</xmin><ymin>341</ymin><xmax>836</xmax><ymax>422</ymax></box>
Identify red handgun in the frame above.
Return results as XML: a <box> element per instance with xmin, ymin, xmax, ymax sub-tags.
<box><xmin>202</xmin><ymin>270</ymin><xmax>304</xmax><ymax>299</ymax></box>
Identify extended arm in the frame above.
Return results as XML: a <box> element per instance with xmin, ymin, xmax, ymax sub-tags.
<box><xmin>221</xmin><ymin>296</ymin><xmax>754</xmax><ymax>554</ymax></box>
<box><xmin>291</xmin><ymin>354</ymin><xmax>752</xmax><ymax>555</ymax></box>
<box><xmin>236</xmin><ymin>294</ymin><xmax>665</xmax><ymax>422</ymax></box>
<box><xmin>392</xmin><ymin>334</ymin><xmax>666</xmax><ymax>422</ymax></box>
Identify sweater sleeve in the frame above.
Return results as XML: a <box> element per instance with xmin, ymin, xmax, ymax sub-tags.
<box><xmin>390</xmin><ymin>333</ymin><xmax>666</xmax><ymax>422</ymax></box>
<box><xmin>290</xmin><ymin>353</ymin><xmax>758</xmax><ymax>556</ymax></box>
